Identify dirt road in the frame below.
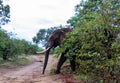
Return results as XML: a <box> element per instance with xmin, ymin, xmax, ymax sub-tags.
<box><xmin>0</xmin><ymin>55</ymin><xmax>76</xmax><ymax>83</ymax></box>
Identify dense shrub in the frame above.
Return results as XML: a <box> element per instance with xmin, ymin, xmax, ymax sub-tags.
<box><xmin>0</xmin><ymin>29</ymin><xmax>39</xmax><ymax>60</ymax></box>
<box><xmin>58</xmin><ymin>0</ymin><xmax>120</xmax><ymax>81</ymax></box>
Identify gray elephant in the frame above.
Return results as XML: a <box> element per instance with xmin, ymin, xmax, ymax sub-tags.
<box><xmin>41</xmin><ymin>28</ymin><xmax>76</xmax><ymax>74</ymax></box>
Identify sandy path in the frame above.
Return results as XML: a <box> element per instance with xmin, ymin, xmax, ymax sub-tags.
<box><xmin>0</xmin><ymin>55</ymin><xmax>65</xmax><ymax>83</ymax></box>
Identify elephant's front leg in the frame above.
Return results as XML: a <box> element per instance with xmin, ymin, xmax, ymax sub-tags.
<box><xmin>55</xmin><ymin>53</ymin><xmax>67</xmax><ymax>74</ymax></box>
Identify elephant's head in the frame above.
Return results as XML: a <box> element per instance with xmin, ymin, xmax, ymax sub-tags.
<box><xmin>42</xmin><ymin>28</ymin><xmax>72</xmax><ymax>74</ymax></box>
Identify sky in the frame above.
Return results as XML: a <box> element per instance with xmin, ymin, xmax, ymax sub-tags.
<box><xmin>2</xmin><ymin>0</ymin><xmax>80</xmax><ymax>42</ymax></box>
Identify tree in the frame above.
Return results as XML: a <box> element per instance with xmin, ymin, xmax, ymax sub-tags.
<box><xmin>0</xmin><ymin>29</ymin><xmax>10</xmax><ymax>60</ymax></box>
<box><xmin>0</xmin><ymin>30</ymin><xmax>39</xmax><ymax>60</ymax></box>
<box><xmin>0</xmin><ymin>1</ymin><xmax>39</xmax><ymax>60</ymax></box>
<box><xmin>0</xmin><ymin>0</ymin><xmax>10</xmax><ymax>60</ymax></box>
<box><xmin>68</xmin><ymin>0</ymin><xmax>120</xmax><ymax>27</ymax></box>
<box><xmin>0</xmin><ymin>0</ymin><xmax>10</xmax><ymax>26</ymax></box>
<box><xmin>58</xmin><ymin>0</ymin><xmax>120</xmax><ymax>82</ymax></box>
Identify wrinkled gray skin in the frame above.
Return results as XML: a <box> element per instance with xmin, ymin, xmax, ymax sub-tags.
<box><xmin>42</xmin><ymin>28</ymin><xmax>75</xmax><ymax>74</ymax></box>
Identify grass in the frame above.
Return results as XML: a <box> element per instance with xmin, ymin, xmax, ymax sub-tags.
<box><xmin>49</xmin><ymin>69</ymin><xmax>56</xmax><ymax>75</ymax></box>
<box><xmin>15</xmin><ymin>57</ymin><xmax>32</xmax><ymax>66</ymax></box>
<box><xmin>0</xmin><ymin>55</ymin><xmax>34</xmax><ymax>68</ymax></box>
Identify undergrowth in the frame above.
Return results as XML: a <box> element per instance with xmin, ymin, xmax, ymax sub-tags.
<box><xmin>0</xmin><ymin>55</ymin><xmax>33</xmax><ymax>68</ymax></box>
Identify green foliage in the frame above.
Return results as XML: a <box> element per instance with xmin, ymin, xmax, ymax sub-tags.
<box><xmin>0</xmin><ymin>0</ymin><xmax>39</xmax><ymax>61</ymax></box>
<box><xmin>58</xmin><ymin>0</ymin><xmax>120</xmax><ymax>81</ymax></box>
<box><xmin>8</xmin><ymin>39</ymin><xmax>39</xmax><ymax>56</ymax></box>
<box><xmin>0</xmin><ymin>29</ymin><xmax>39</xmax><ymax>60</ymax></box>
<box><xmin>0</xmin><ymin>0</ymin><xmax>10</xmax><ymax>26</ymax></box>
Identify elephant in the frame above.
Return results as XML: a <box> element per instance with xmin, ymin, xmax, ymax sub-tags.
<box><xmin>41</xmin><ymin>28</ymin><xmax>76</xmax><ymax>74</ymax></box>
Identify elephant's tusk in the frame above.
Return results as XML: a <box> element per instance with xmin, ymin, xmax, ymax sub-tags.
<box><xmin>36</xmin><ymin>47</ymin><xmax>50</xmax><ymax>54</ymax></box>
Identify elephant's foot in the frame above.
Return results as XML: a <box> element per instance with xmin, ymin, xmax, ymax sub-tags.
<box><xmin>55</xmin><ymin>70</ymin><xmax>60</xmax><ymax>74</ymax></box>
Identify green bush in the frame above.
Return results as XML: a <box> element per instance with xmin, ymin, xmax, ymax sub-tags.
<box><xmin>0</xmin><ymin>29</ymin><xmax>39</xmax><ymax>60</ymax></box>
<box><xmin>58</xmin><ymin>0</ymin><xmax>120</xmax><ymax>81</ymax></box>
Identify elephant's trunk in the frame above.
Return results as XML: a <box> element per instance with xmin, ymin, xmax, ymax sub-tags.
<box><xmin>42</xmin><ymin>47</ymin><xmax>50</xmax><ymax>74</ymax></box>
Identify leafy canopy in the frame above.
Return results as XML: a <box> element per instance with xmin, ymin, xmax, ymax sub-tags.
<box><xmin>0</xmin><ymin>0</ymin><xmax>10</xmax><ymax>26</ymax></box>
